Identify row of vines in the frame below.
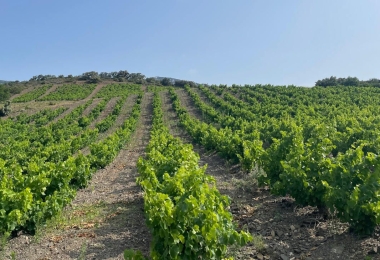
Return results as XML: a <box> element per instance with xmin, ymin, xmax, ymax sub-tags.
<box><xmin>126</xmin><ymin>91</ymin><xmax>251</xmax><ymax>259</ymax></box>
<box><xmin>168</xmin><ymin>84</ymin><xmax>380</xmax><ymax>234</ymax></box>
<box><xmin>0</xmin><ymin>84</ymin><xmax>143</xmax><ymax>236</ymax></box>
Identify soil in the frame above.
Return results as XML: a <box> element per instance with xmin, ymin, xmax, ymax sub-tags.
<box><xmin>5</xmin><ymin>82</ymin><xmax>107</xmax><ymax>120</ymax></box>
<box><xmin>9</xmin><ymin>86</ymin><xmax>38</xmax><ymax>101</ymax></box>
<box><xmin>96</xmin><ymin>94</ymin><xmax>138</xmax><ymax>141</ymax></box>
<box><xmin>3</xmin><ymin>92</ymin><xmax>153</xmax><ymax>260</ymax></box>
<box><xmin>3</xmin><ymin>85</ymin><xmax>380</xmax><ymax>260</ymax></box>
<box><xmin>82</xmin><ymin>99</ymin><xmax>103</xmax><ymax>117</ymax></box>
<box><xmin>163</xmin><ymin>89</ymin><xmax>380</xmax><ymax>260</ymax></box>
<box><xmin>88</xmin><ymin>97</ymin><xmax>120</xmax><ymax>129</ymax></box>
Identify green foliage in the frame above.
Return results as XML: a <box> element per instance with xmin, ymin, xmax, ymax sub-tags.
<box><xmin>95</xmin><ymin>83</ymin><xmax>141</xmax><ymax>99</ymax></box>
<box><xmin>169</xmin><ymin>84</ymin><xmax>380</xmax><ymax>234</ymax></box>
<box><xmin>80</xmin><ymin>71</ymin><xmax>100</xmax><ymax>83</ymax></box>
<box><xmin>13</xmin><ymin>85</ymin><xmax>52</xmax><ymax>102</ymax></box>
<box><xmin>315</xmin><ymin>76</ymin><xmax>380</xmax><ymax>87</ymax></box>
<box><xmin>0</xmin><ymin>85</ymin><xmax>11</xmax><ymax>102</ymax></box>
<box><xmin>0</xmin><ymin>100</ymin><xmax>11</xmax><ymax>116</ymax></box>
<box><xmin>38</xmin><ymin>84</ymin><xmax>96</xmax><ymax>101</ymax></box>
<box><xmin>136</xmin><ymin>92</ymin><xmax>251</xmax><ymax>259</ymax></box>
<box><xmin>0</xmin><ymin>95</ymin><xmax>141</xmax><ymax>235</ymax></box>
<box><xmin>124</xmin><ymin>250</ymin><xmax>148</xmax><ymax>260</ymax></box>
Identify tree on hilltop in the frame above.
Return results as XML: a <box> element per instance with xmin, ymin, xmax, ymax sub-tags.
<box><xmin>81</xmin><ymin>71</ymin><xmax>100</xmax><ymax>83</ymax></box>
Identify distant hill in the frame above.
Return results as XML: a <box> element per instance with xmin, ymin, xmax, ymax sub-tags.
<box><xmin>0</xmin><ymin>80</ymin><xmax>8</xmax><ymax>84</ymax></box>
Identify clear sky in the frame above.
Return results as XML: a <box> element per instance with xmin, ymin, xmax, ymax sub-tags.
<box><xmin>1</xmin><ymin>0</ymin><xmax>379</xmax><ymax>86</ymax></box>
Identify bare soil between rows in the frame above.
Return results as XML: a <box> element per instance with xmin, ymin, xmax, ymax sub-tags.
<box><xmin>3</xmin><ymin>87</ymin><xmax>380</xmax><ymax>260</ymax></box>
<box><xmin>3</xmin><ymin>92</ymin><xmax>153</xmax><ymax>260</ymax></box>
<box><xmin>163</xmin><ymin>89</ymin><xmax>380</xmax><ymax>260</ymax></box>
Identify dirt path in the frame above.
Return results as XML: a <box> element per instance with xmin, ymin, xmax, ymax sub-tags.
<box><xmin>36</xmin><ymin>84</ymin><xmax>59</xmax><ymax>100</ymax></box>
<box><xmin>50</xmin><ymin>100</ymin><xmax>89</xmax><ymax>123</ymax></box>
<box><xmin>96</xmin><ymin>95</ymin><xmax>137</xmax><ymax>141</ymax></box>
<box><xmin>88</xmin><ymin>97</ymin><xmax>120</xmax><ymax>129</ymax></box>
<box><xmin>159</xmin><ymin>90</ymin><xmax>377</xmax><ymax>260</ymax></box>
<box><xmin>4</xmin><ymin>92</ymin><xmax>153</xmax><ymax>260</ymax></box>
<box><xmin>174</xmin><ymin>89</ymin><xmax>202</xmax><ymax>119</ymax></box>
<box><xmin>85</xmin><ymin>83</ymin><xmax>107</xmax><ymax>100</ymax></box>
<box><xmin>9</xmin><ymin>86</ymin><xmax>37</xmax><ymax>101</ymax></box>
<box><xmin>37</xmin><ymin>82</ymin><xmax>106</xmax><ymax>102</ymax></box>
<box><xmin>82</xmin><ymin>98</ymin><xmax>103</xmax><ymax>117</ymax></box>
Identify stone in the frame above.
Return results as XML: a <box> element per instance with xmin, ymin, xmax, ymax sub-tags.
<box><xmin>369</xmin><ymin>246</ymin><xmax>378</xmax><ymax>254</ymax></box>
<box><xmin>331</xmin><ymin>245</ymin><xmax>345</xmax><ymax>254</ymax></box>
<box><xmin>257</xmin><ymin>253</ymin><xmax>264</xmax><ymax>260</ymax></box>
<box><xmin>271</xmin><ymin>230</ymin><xmax>275</xmax><ymax>237</ymax></box>
<box><xmin>290</xmin><ymin>225</ymin><xmax>296</xmax><ymax>231</ymax></box>
<box><xmin>280</xmin><ymin>254</ymin><xmax>289</xmax><ymax>260</ymax></box>
<box><xmin>276</xmin><ymin>230</ymin><xmax>284</xmax><ymax>237</ymax></box>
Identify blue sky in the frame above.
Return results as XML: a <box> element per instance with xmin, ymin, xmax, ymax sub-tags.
<box><xmin>1</xmin><ymin>0</ymin><xmax>379</xmax><ymax>86</ymax></box>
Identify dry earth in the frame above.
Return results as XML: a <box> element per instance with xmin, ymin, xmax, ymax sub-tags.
<box><xmin>162</xmin><ymin>89</ymin><xmax>380</xmax><ymax>260</ymax></box>
<box><xmin>2</xmin><ymin>85</ymin><xmax>380</xmax><ymax>260</ymax></box>
<box><xmin>2</xmin><ymin>92</ymin><xmax>153</xmax><ymax>260</ymax></box>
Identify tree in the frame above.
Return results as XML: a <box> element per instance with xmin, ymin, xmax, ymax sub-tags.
<box><xmin>127</xmin><ymin>73</ymin><xmax>145</xmax><ymax>84</ymax></box>
<box><xmin>160</xmin><ymin>77</ymin><xmax>173</xmax><ymax>86</ymax></box>
<box><xmin>0</xmin><ymin>85</ymin><xmax>10</xmax><ymax>101</ymax></box>
<box><xmin>146</xmin><ymin>77</ymin><xmax>160</xmax><ymax>85</ymax></box>
<box><xmin>315</xmin><ymin>76</ymin><xmax>337</xmax><ymax>87</ymax></box>
<box><xmin>81</xmin><ymin>71</ymin><xmax>100</xmax><ymax>83</ymax></box>
<box><xmin>116</xmin><ymin>70</ymin><xmax>129</xmax><ymax>79</ymax></box>
<box><xmin>174</xmin><ymin>80</ymin><xmax>196</xmax><ymax>88</ymax></box>
<box><xmin>342</xmin><ymin>76</ymin><xmax>359</xmax><ymax>86</ymax></box>
<box><xmin>29</xmin><ymin>75</ymin><xmax>57</xmax><ymax>81</ymax></box>
<box><xmin>0</xmin><ymin>100</ymin><xmax>11</xmax><ymax>116</ymax></box>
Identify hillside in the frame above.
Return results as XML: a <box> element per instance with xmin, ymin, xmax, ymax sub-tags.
<box><xmin>1</xmin><ymin>78</ymin><xmax>380</xmax><ymax>260</ymax></box>
<box><xmin>0</xmin><ymin>80</ymin><xmax>8</xmax><ymax>84</ymax></box>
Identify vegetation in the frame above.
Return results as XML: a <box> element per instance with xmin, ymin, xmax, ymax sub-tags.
<box><xmin>13</xmin><ymin>84</ymin><xmax>52</xmax><ymax>102</ymax></box>
<box><xmin>134</xmin><ymin>91</ymin><xmax>251</xmax><ymax>259</ymax></box>
<box><xmin>38</xmin><ymin>84</ymin><xmax>96</xmax><ymax>101</ymax></box>
<box><xmin>315</xmin><ymin>76</ymin><xmax>380</xmax><ymax>87</ymax></box>
<box><xmin>169</xmin><ymin>84</ymin><xmax>380</xmax><ymax>234</ymax></box>
<box><xmin>0</xmin><ymin>100</ymin><xmax>11</xmax><ymax>116</ymax></box>
<box><xmin>0</xmin><ymin>84</ymin><xmax>23</xmax><ymax>102</ymax></box>
<box><xmin>4</xmin><ymin>71</ymin><xmax>380</xmax><ymax>258</ymax></box>
<box><xmin>0</xmin><ymin>90</ymin><xmax>141</xmax><ymax>236</ymax></box>
<box><xmin>95</xmin><ymin>83</ymin><xmax>141</xmax><ymax>98</ymax></box>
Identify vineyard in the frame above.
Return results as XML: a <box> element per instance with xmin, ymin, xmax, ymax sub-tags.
<box><xmin>1</xmin><ymin>80</ymin><xmax>380</xmax><ymax>259</ymax></box>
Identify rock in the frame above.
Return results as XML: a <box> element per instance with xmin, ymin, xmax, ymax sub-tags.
<box><xmin>294</xmin><ymin>248</ymin><xmax>301</xmax><ymax>254</ymax></box>
<box><xmin>276</xmin><ymin>230</ymin><xmax>284</xmax><ymax>237</ymax></box>
<box><xmin>271</xmin><ymin>230</ymin><xmax>275</xmax><ymax>237</ymax></box>
<box><xmin>257</xmin><ymin>253</ymin><xmax>264</xmax><ymax>260</ymax></box>
<box><xmin>256</xmin><ymin>226</ymin><xmax>262</xmax><ymax>231</ymax></box>
<box><xmin>369</xmin><ymin>246</ymin><xmax>378</xmax><ymax>254</ymax></box>
<box><xmin>303</xmin><ymin>219</ymin><xmax>317</xmax><ymax>225</ymax></box>
<box><xmin>290</xmin><ymin>225</ymin><xmax>296</xmax><ymax>231</ymax></box>
<box><xmin>280</xmin><ymin>254</ymin><xmax>289</xmax><ymax>260</ymax></box>
<box><xmin>331</xmin><ymin>245</ymin><xmax>345</xmax><ymax>254</ymax></box>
